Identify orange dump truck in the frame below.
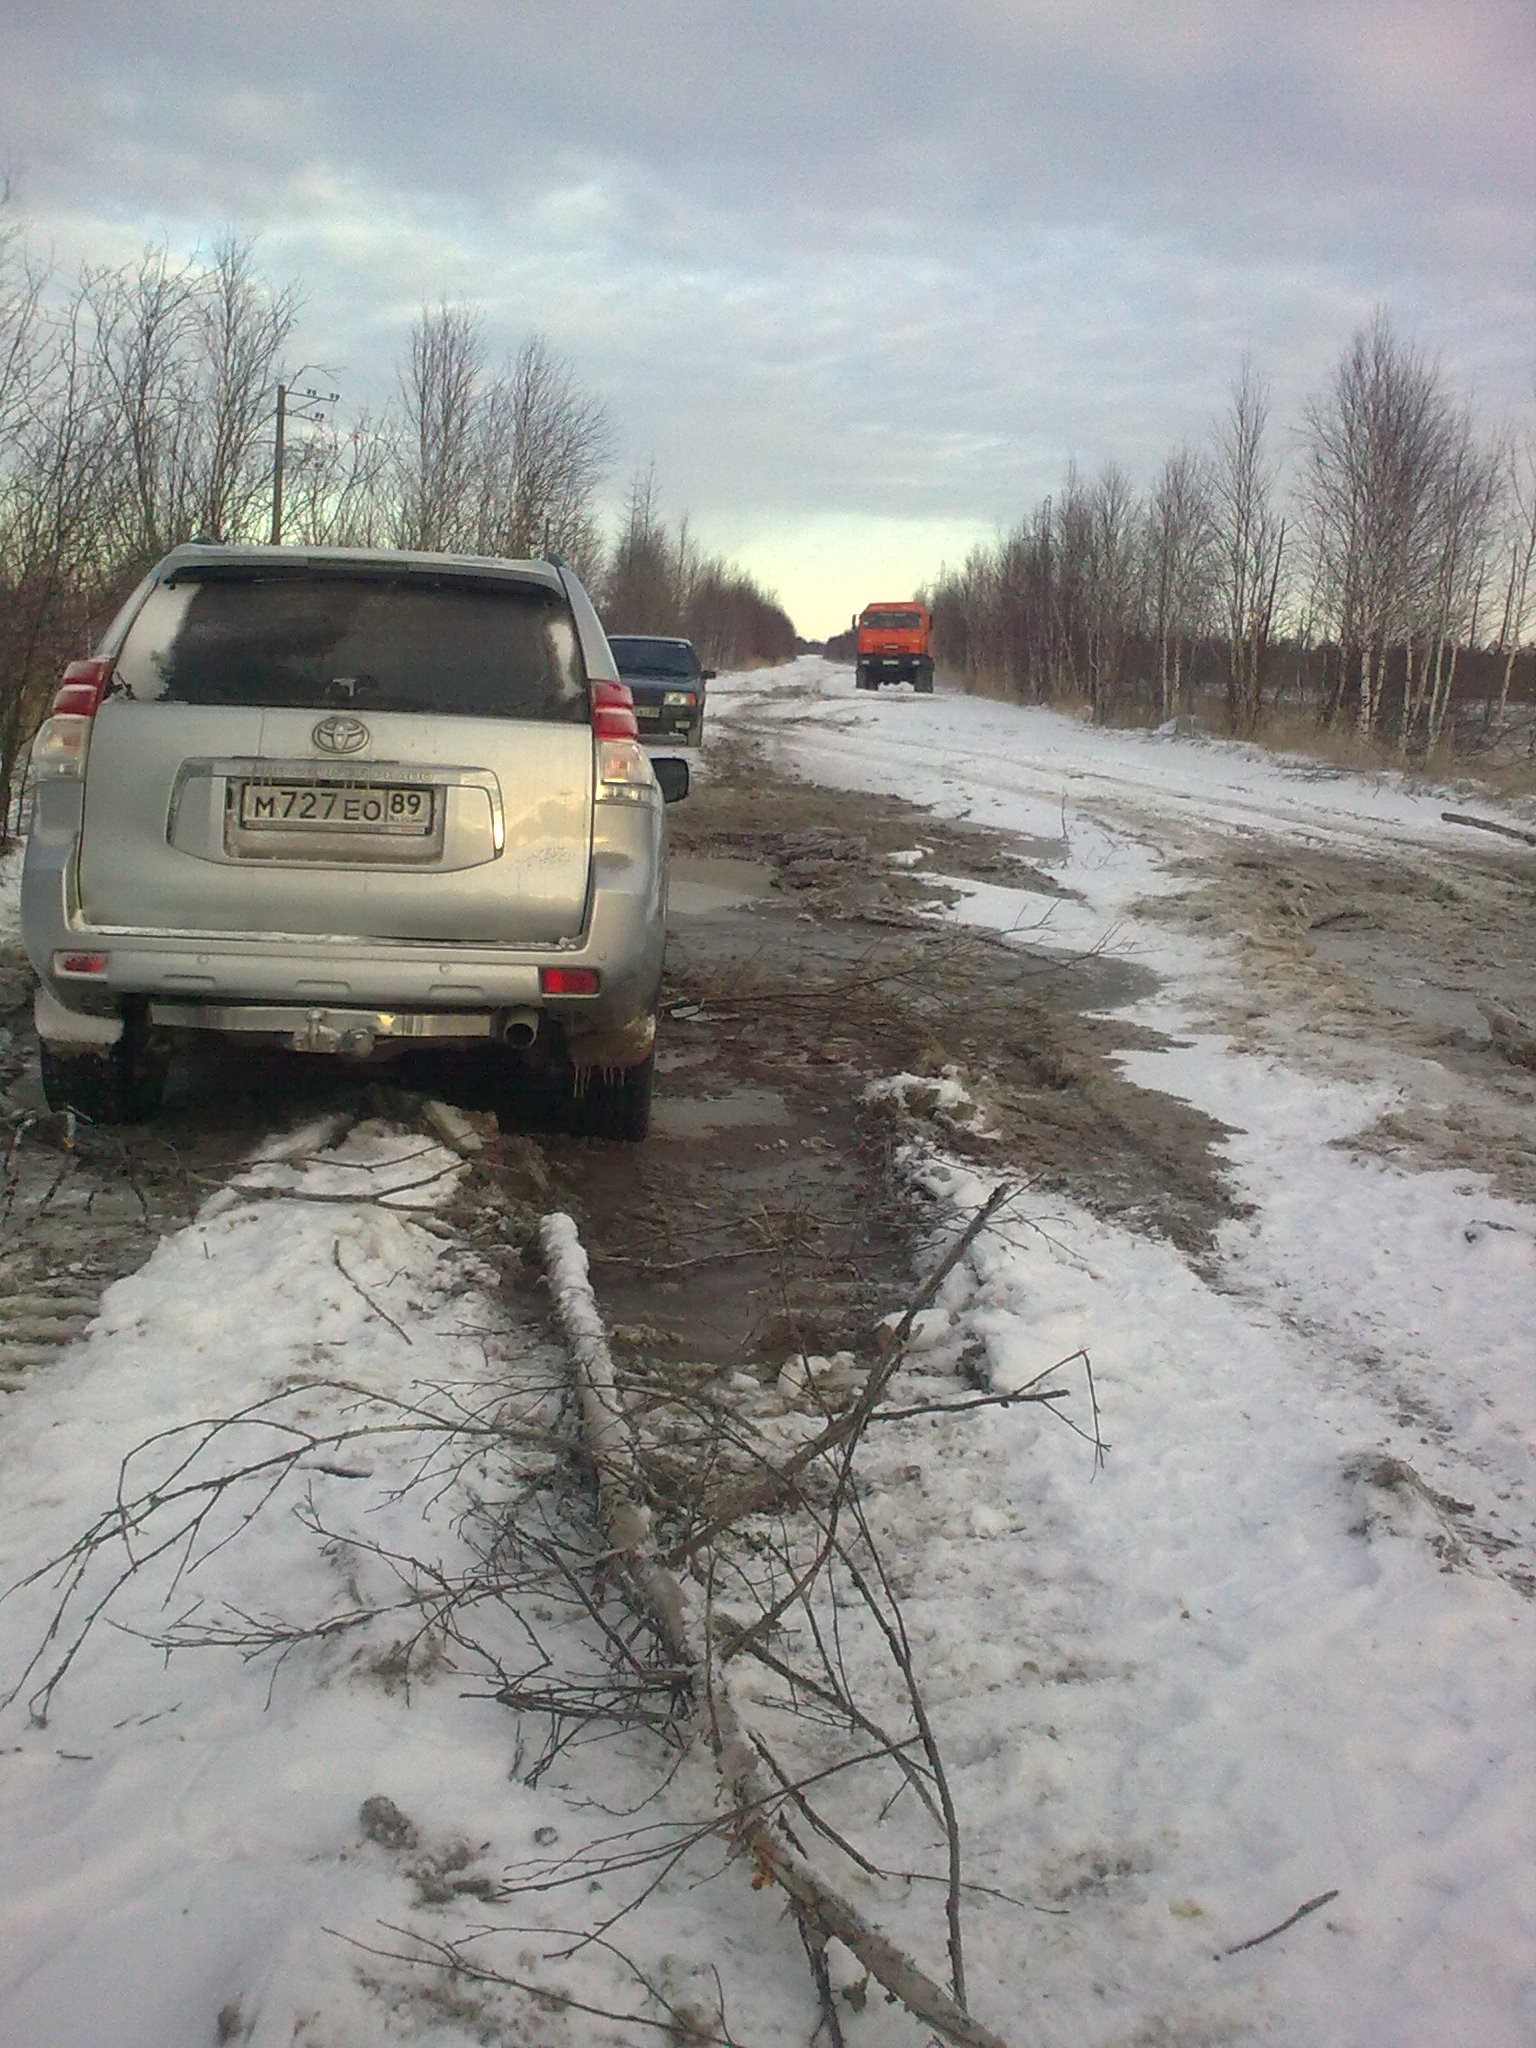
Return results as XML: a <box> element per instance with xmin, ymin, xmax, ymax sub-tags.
<box><xmin>853</xmin><ymin>600</ymin><xmax>934</xmax><ymax>692</ymax></box>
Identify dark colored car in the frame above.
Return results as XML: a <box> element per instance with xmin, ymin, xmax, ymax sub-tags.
<box><xmin>607</xmin><ymin>635</ymin><xmax>713</xmax><ymax>745</ymax></box>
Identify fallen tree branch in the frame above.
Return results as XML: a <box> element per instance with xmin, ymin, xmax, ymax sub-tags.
<box><xmin>1441</xmin><ymin>809</ymin><xmax>1536</xmax><ymax>847</ymax></box>
<box><xmin>538</xmin><ymin>1206</ymin><xmax>1018</xmax><ymax>2048</ymax></box>
<box><xmin>664</xmin><ymin>1183</ymin><xmax>1017</xmax><ymax>1568</ymax></box>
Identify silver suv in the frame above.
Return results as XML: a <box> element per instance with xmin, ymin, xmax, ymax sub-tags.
<box><xmin>22</xmin><ymin>544</ymin><xmax>687</xmax><ymax>1140</ymax></box>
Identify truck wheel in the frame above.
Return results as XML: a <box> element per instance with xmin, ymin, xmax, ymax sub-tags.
<box><xmin>916</xmin><ymin>671</ymin><xmax>934</xmax><ymax>694</ymax></box>
<box><xmin>855</xmin><ymin>665</ymin><xmax>872</xmax><ymax>690</ymax></box>
<box><xmin>39</xmin><ymin>1008</ymin><xmax>168</xmax><ymax>1124</ymax></box>
<box><xmin>571</xmin><ymin>1050</ymin><xmax>654</xmax><ymax>1142</ymax></box>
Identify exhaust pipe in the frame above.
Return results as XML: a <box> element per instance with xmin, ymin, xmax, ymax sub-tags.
<box><xmin>501</xmin><ymin>1008</ymin><xmax>540</xmax><ymax>1048</ymax></box>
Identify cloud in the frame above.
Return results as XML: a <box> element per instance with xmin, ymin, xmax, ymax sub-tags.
<box><xmin>2</xmin><ymin>0</ymin><xmax>1530</xmax><ymax>633</ymax></box>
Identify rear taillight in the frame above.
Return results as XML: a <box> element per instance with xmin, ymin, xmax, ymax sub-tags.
<box><xmin>51</xmin><ymin>658</ymin><xmax>114</xmax><ymax>717</ymax></box>
<box><xmin>32</xmin><ymin>658</ymin><xmax>115</xmax><ymax>780</ymax></box>
<box><xmin>594</xmin><ymin>737</ymin><xmax>658</xmax><ymax>802</ymax></box>
<box><xmin>540</xmin><ymin>966</ymin><xmax>601</xmax><ymax>996</ymax></box>
<box><xmin>590</xmin><ymin>678</ymin><xmax>638</xmax><ymax>740</ymax></box>
<box><xmin>590</xmin><ymin>682</ymin><xmax>658</xmax><ymax>802</ymax></box>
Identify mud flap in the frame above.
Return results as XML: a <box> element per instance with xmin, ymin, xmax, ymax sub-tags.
<box><xmin>36</xmin><ymin>984</ymin><xmax>123</xmax><ymax>1049</ymax></box>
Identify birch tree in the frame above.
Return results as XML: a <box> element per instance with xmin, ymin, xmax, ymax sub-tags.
<box><xmin>1297</xmin><ymin>312</ymin><xmax>1496</xmax><ymax>743</ymax></box>
<box><xmin>0</xmin><ymin>285</ymin><xmax>118</xmax><ymax>836</ymax></box>
<box><xmin>1083</xmin><ymin>463</ymin><xmax>1143</xmax><ymax>719</ymax></box>
<box><xmin>476</xmin><ymin>334</ymin><xmax>612</xmax><ymax>568</ymax></box>
<box><xmin>190</xmin><ymin>233</ymin><xmax>301</xmax><ymax>543</ymax></box>
<box><xmin>604</xmin><ymin>464</ymin><xmax>678</xmax><ymax>632</ymax></box>
<box><xmin>1491</xmin><ymin>424</ymin><xmax>1536</xmax><ymax>728</ymax></box>
<box><xmin>1212</xmin><ymin>360</ymin><xmax>1285</xmax><ymax>734</ymax></box>
<box><xmin>393</xmin><ymin>303</ymin><xmax>485</xmax><ymax>553</ymax></box>
<box><xmin>1144</xmin><ymin>447</ymin><xmax>1215</xmax><ymax>724</ymax></box>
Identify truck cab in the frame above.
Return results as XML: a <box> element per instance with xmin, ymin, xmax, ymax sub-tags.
<box><xmin>853</xmin><ymin>602</ymin><xmax>934</xmax><ymax>692</ymax></box>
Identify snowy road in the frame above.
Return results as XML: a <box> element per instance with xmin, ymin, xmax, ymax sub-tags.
<box><xmin>1</xmin><ymin>669</ymin><xmax>1533</xmax><ymax>2047</ymax></box>
<box><xmin>709</xmin><ymin>660</ymin><xmax>1536</xmax><ymax>2046</ymax></box>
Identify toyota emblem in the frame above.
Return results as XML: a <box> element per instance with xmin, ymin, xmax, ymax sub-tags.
<box><xmin>312</xmin><ymin>715</ymin><xmax>370</xmax><ymax>755</ymax></box>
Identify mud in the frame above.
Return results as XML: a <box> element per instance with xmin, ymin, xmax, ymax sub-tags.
<box><xmin>1147</xmin><ymin>827</ymin><xmax>1536</xmax><ymax>1203</ymax></box>
<box><xmin>535</xmin><ymin>733</ymin><xmax>1237</xmax><ymax>1374</ymax></box>
<box><xmin>1</xmin><ymin>730</ymin><xmax>1237</xmax><ymax>1385</ymax></box>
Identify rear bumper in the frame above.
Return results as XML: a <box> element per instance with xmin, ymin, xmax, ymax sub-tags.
<box><xmin>631</xmin><ymin>705</ymin><xmax>701</xmax><ymax>740</ymax></box>
<box><xmin>858</xmin><ymin>654</ymin><xmax>933</xmax><ymax>682</ymax></box>
<box><xmin>24</xmin><ymin>845</ymin><xmax>666</xmax><ymax>1057</ymax></box>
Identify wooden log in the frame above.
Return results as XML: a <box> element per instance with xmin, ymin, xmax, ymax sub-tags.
<box><xmin>1441</xmin><ymin>810</ymin><xmax>1536</xmax><ymax>847</ymax></box>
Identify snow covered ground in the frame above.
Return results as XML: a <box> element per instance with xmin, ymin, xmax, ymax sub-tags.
<box><xmin>1</xmin><ymin>665</ymin><xmax>1532</xmax><ymax>2045</ymax></box>
<box><xmin>707</xmin><ymin>659</ymin><xmax>1535</xmax><ymax>2044</ymax></box>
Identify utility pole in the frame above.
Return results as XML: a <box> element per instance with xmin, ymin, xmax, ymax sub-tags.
<box><xmin>270</xmin><ymin>384</ymin><xmax>286</xmax><ymax>545</ymax></box>
<box><xmin>270</xmin><ymin>382</ymin><xmax>340</xmax><ymax>545</ymax></box>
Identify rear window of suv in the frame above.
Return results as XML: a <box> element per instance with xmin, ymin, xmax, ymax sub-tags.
<box><xmin>114</xmin><ymin>570</ymin><xmax>588</xmax><ymax>721</ymax></box>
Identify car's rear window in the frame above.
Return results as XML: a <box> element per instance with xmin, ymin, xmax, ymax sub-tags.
<box><xmin>114</xmin><ymin>572</ymin><xmax>588</xmax><ymax>720</ymax></box>
<box><xmin>608</xmin><ymin>638</ymin><xmax>700</xmax><ymax>679</ymax></box>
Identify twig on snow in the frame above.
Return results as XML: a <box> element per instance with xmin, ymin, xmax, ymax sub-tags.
<box><xmin>1220</xmin><ymin>1888</ymin><xmax>1339</xmax><ymax>1958</ymax></box>
<box><xmin>331</xmin><ymin>1240</ymin><xmax>413</xmax><ymax>1344</ymax></box>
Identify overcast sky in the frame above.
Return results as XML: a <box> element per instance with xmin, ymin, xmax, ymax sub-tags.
<box><xmin>4</xmin><ymin>0</ymin><xmax>1532</xmax><ymax>636</ymax></box>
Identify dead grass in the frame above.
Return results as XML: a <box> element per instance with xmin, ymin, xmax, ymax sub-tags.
<box><xmin>943</xmin><ymin>667</ymin><xmax>1536</xmax><ymax>803</ymax></box>
<box><xmin>1251</xmin><ymin>708</ymin><xmax>1536</xmax><ymax>802</ymax></box>
<box><xmin>1123</xmin><ymin>695</ymin><xmax>1536</xmax><ymax>797</ymax></box>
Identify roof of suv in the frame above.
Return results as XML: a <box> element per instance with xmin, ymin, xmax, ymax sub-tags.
<box><xmin>155</xmin><ymin>543</ymin><xmax>567</xmax><ymax>593</ymax></box>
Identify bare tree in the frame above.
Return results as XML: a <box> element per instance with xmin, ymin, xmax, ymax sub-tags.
<box><xmin>393</xmin><ymin>303</ymin><xmax>485</xmax><ymax>552</ymax></box>
<box><xmin>1</xmin><ymin>230</ymin><xmax>308</xmax><ymax>831</ymax></box>
<box><xmin>280</xmin><ymin>408</ymin><xmax>396</xmax><ymax>549</ymax></box>
<box><xmin>0</xmin><ymin>285</ymin><xmax>118</xmax><ymax>836</ymax></box>
<box><xmin>598</xmin><ymin>465</ymin><xmax>796</xmax><ymax>666</ymax></box>
<box><xmin>477</xmin><ymin>333</ymin><xmax>612</xmax><ymax>563</ymax></box>
<box><xmin>1212</xmin><ymin>358</ymin><xmax>1285</xmax><ymax>734</ymax></box>
<box><xmin>1144</xmin><ymin>446</ymin><xmax>1215</xmax><ymax>725</ymax></box>
<box><xmin>1490</xmin><ymin>421</ymin><xmax>1536</xmax><ymax>730</ymax></box>
<box><xmin>0</xmin><ymin>182</ymin><xmax>47</xmax><ymax>447</ymax></box>
<box><xmin>390</xmin><ymin>311</ymin><xmax>611</xmax><ymax>567</ymax></box>
<box><xmin>1081</xmin><ymin>463</ymin><xmax>1143</xmax><ymax>720</ymax></box>
<box><xmin>604</xmin><ymin>463</ymin><xmax>678</xmax><ymax>632</ymax></box>
<box><xmin>1409</xmin><ymin>407</ymin><xmax>1501</xmax><ymax>753</ymax></box>
<box><xmin>83</xmin><ymin>246</ymin><xmax>202</xmax><ymax>568</ymax></box>
<box><xmin>190</xmin><ymin>233</ymin><xmax>301</xmax><ymax>542</ymax></box>
<box><xmin>1296</xmin><ymin>312</ymin><xmax>1508</xmax><ymax>746</ymax></box>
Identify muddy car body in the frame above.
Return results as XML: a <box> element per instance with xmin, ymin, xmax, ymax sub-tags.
<box><xmin>22</xmin><ymin>543</ymin><xmax>687</xmax><ymax>1138</ymax></box>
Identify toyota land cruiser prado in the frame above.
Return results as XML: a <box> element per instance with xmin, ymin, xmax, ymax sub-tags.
<box><xmin>21</xmin><ymin>544</ymin><xmax>687</xmax><ymax>1140</ymax></box>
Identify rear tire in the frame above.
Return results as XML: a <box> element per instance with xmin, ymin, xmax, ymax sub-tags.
<box><xmin>39</xmin><ymin>1007</ymin><xmax>168</xmax><ymax>1124</ymax></box>
<box><xmin>571</xmin><ymin>1050</ymin><xmax>655</xmax><ymax>1142</ymax></box>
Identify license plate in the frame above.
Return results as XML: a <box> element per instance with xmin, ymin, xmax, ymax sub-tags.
<box><xmin>237</xmin><ymin>782</ymin><xmax>436</xmax><ymax>834</ymax></box>
<box><xmin>634</xmin><ymin>705</ymin><xmax>661</xmax><ymax>722</ymax></box>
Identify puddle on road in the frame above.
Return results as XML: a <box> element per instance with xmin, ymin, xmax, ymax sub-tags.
<box><xmin>651</xmin><ymin>1085</ymin><xmax>790</xmax><ymax>1138</ymax></box>
<box><xmin>668</xmin><ymin>856</ymin><xmax>774</xmax><ymax>921</ymax></box>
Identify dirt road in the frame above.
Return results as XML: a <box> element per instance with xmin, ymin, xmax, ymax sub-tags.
<box><xmin>5</xmin><ymin>718</ymin><xmax>1532</xmax><ymax>1374</ymax></box>
<box><xmin>1151</xmin><ymin>819</ymin><xmax>1536</xmax><ymax>1203</ymax></box>
<box><xmin>1</xmin><ymin>729</ymin><xmax>1234</xmax><ymax>1384</ymax></box>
